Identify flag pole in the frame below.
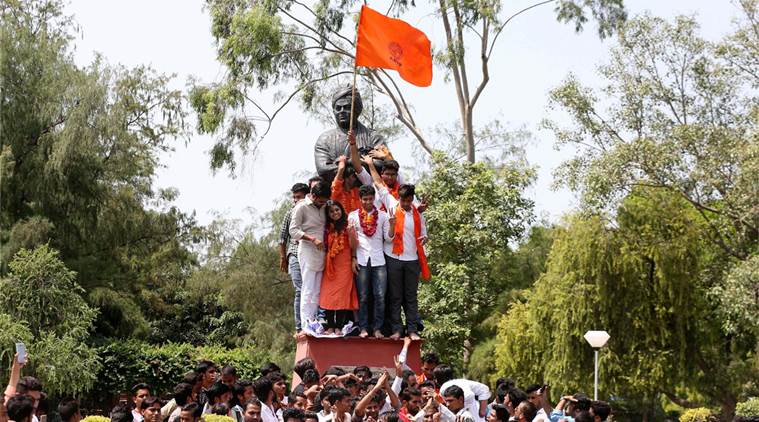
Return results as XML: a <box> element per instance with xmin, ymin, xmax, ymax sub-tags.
<box><xmin>349</xmin><ymin>6</ymin><xmax>362</xmax><ymax>134</ymax></box>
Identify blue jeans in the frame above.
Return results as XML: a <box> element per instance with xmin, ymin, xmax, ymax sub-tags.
<box><xmin>288</xmin><ymin>254</ymin><xmax>303</xmax><ymax>330</ymax></box>
<box><xmin>356</xmin><ymin>259</ymin><xmax>387</xmax><ymax>332</ymax></box>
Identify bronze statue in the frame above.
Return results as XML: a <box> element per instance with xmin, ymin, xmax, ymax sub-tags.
<box><xmin>314</xmin><ymin>86</ymin><xmax>386</xmax><ymax>183</ymax></box>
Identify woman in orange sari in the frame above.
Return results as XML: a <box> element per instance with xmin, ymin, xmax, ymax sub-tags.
<box><xmin>319</xmin><ymin>200</ymin><xmax>359</xmax><ymax>334</ymax></box>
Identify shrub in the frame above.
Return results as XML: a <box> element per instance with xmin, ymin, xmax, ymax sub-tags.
<box><xmin>679</xmin><ymin>408</ymin><xmax>714</xmax><ymax>422</ymax></box>
<box><xmin>91</xmin><ymin>341</ymin><xmax>270</xmax><ymax>405</ymax></box>
<box><xmin>736</xmin><ymin>398</ymin><xmax>759</xmax><ymax>416</ymax></box>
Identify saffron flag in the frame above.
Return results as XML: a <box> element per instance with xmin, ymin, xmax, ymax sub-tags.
<box><xmin>355</xmin><ymin>5</ymin><xmax>432</xmax><ymax>87</ymax></box>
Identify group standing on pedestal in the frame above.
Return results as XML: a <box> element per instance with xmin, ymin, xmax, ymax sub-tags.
<box><xmin>279</xmin><ymin>87</ymin><xmax>429</xmax><ymax>339</ymax></box>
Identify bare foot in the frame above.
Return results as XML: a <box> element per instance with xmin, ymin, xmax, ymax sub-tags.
<box><xmin>389</xmin><ymin>332</ymin><xmax>401</xmax><ymax>340</ymax></box>
<box><xmin>294</xmin><ymin>331</ymin><xmax>308</xmax><ymax>340</ymax></box>
<box><xmin>408</xmin><ymin>332</ymin><xmax>421</xmax><ymax>341</ymax></box>
<box><xmin>374</xmin><ymin>330</ymin><xmax>385</xmax><ymax>339</ymax></box>
<box><xmin>359</xmin><ymin>330</ymin><xmax>369</xmax><ymax>338</ymax></box>
<box><xmin>325</xmin><ymin>328</ymin><xmax>335</xmax><ymax>335</ymax></box>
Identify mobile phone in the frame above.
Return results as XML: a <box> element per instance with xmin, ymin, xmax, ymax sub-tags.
<box><xmin>15</xmin><ymin>342</ymin><xmax>27</xmax><ymax>364</ymax></box>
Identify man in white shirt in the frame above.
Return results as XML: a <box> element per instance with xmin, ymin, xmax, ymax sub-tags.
<box><xmin>440</xmin><ymin>385</ymin><xmax>475</xmax><ymax>422</ymax></box>
<box><xmin>435</xmin><ymin>366</ymin><xmax>491</xmax><ymax>422</ymax></box>
<box><xmin>289</xmin><ymin>181</ymin><xmax>331</xmax><ymax>326</ymax></box>
<box><xmin>348</xmin><ymin>184</ymin><xmax>394</xmax><ymax>338</ymax></box>
<box><xmin>524</xmin><ymin>385</ymin><xmax>548</xmax><ymax>422</ymax></box>
<box><xmin>383</xmin><ymin>183</ymin><xmax>428</xmax><ymax>340</ymax></box>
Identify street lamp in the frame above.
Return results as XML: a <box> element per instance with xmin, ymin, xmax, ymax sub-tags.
<box><xmin>584</xmin><ymin>330</ymin><xmax>610</xmax><ymax>400</ymax></box>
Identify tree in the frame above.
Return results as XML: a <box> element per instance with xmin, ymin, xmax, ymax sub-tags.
<box><xmin>190</xmin><ymin>0</ymin><xmax>626</xmax><ymax>170</ymax></box>
<box><xmin>0</xmin><ymin>0</ymin><xmax>201</xmax><ymax>338</ymax></box>
<box><xmin>417</xmin><ymin>153</ymin><xmax>533</xmax><ymax>370</ymax></box>
<box><xmin>0</xmin><ymin>245</ymin><xmax>102</xmax><ymax>396</ymax></box>
<box><xmin>544</xmin><ymin>8</ymin><xmax>758</xmax><ymax>260</ymax></box>
<box><xmin>494</xmin><ymin>189</ymin><xmax>758</xmax><ymax>421</ymax></box>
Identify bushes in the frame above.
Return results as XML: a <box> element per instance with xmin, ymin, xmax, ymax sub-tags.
<box><xmin>91</xmin><ymin>341</ymin><xmax>270</xmax><ymax>404</ymax></box>
<box><xmin>679</xmin><ymin>408</ymin><xmax>715</xmax><ymax>422</ymax></box>
<box><xmin>736</xmin><ymin>398</ymin><xmax>759</xmax><ymax>416</ymax></box>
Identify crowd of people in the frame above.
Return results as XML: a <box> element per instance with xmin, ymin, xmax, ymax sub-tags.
<box><xmin>1</xmin><ymin>339</ymin><xmax>624</xmax><ymax>422</ymax></box>
<box><xmin>279</xmin><ymin>132</ymin><xmax>429</xmax><ymax>339</ymax></box>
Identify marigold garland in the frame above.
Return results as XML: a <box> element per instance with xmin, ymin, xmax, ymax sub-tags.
<box><xmin>359</xmin><ymin>207</ymin><xmax>378</xmax><ymax>236</ymax></box>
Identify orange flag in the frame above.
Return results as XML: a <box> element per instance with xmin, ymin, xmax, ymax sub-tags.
<box><xmin>355</xmin><ymin>5</ymin><xmax>432</xmax><ymax>87</ymax></box>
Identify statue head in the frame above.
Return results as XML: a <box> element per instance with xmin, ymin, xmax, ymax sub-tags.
<box><xmin>332</xmin><ymin>86</ymin><xmax>362</xmax><ymax>130</ymax></box>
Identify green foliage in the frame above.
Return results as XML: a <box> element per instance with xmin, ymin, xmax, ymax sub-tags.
<box><xmin>417</xmin><ymin>153</ymin><xmax>533</xmax><ymax>369</ymax></box>
<box><xmin>92</xmin><ymin>341</ymin><xmax>271</xmax><ymax>402</ymax></box>
<box><xmin>736</xmin><ymin>398</ymin><xmax>759</xmax><ymax>416</ymax></box>
<box><xmin>0</xmin><ymin>245</ymin><xmax>101</xmax><ymax>396</ymax></box>
<box><xmin>679</xmin><ymin>408</ymin><xmax>714</xmax><ymax>422</ymax></box>
<box><xmin>710</xmin><ymin>255</ymin><xmax>759</xmax><ymax>340</ymax></box>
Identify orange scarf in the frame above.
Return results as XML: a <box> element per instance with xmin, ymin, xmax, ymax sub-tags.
<box><xmin>391</xmin><ymin>204</ymin><xmax>431</xmax><ymax>280</ymax></box>
<box><xmin>325</xmin><ymin>228</ymin><xmax>346</xmax><ymax>273</ymax></box>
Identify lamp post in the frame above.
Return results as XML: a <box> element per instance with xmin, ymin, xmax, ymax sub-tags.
<box><xmin>584</xmin><ymin>330</ymin><xmax>610</xmax><ymax>400</ymax></box>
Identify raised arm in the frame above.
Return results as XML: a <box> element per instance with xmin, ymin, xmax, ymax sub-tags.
<box><xmin>355</xmin><ymin>373</ymin><xmax>388</xmax><ymax>417</ymax></box>
<box><xmin>4</xmin><ymin>353</ymin><xmax>24</xmax><ymax>404</ymax></box>
<box><xmin>362</xmin><ymin>155</ymin><xmax>385</xmax><ymax>188</ymax></box>
<box><xmin>348</xmin><ymin>131</ymin><xmax>364</xmax><ymax>175</ymax></box>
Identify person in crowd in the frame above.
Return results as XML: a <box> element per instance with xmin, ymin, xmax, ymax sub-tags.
<box><xmin>290</xmin><ymin>181</ymin><xmax>332</xmax><ymax>327</ymax></box>
<box><xmin>354</xmin><ymin>372</ymin><xmax>399</xmax><ymax>422</ymax></box>
<box><xmin>166</xmin><ymin>383</ymin><xmax>195</xmax><ymax>422</ymax></box>
<box><xmin>222</xmin><ymin>366</ymin><xmax>239</xmax><ymax>386</ymax></box>
<box><xmin>353</xmin><ymin>367</ymin><xmax>372</xmax><ymax>384</ymax></box>
<box><xmin>348</xmin><ymin>184</ymin><xmax>394</xmax><ymax>338</ymax></box>
<box><xmin>398</xmin><ymin>388</ymin><xmax>423</xmax><ymax>422</ymax></box>
<box><xmin>196</xmin><ymin>360</ymin><xmax>219</xmax><ymax>407</ymax></box>
<box><xmin>6</xmin><ymin>396</ymin><xmax>34</xmax><ymax>422</ymax></box>
<box><xmin>515</xmin><ymin>402</ymin><xmax>538</xmax><ymax>422</ymax></box>
<box><xmin>140</xmin><ymin>397</ymin><xmax>162</xmax><ymax>422</ymax></box>
<box><xmin>284</xmin><ymin>408</ymin><xmax>306</xmax><ymax>422</ymax></box>
<box><xmin>280</xmin><ymin>182</ymin><xmax>312</xmax><ymax>335</ymax></box>
<box><xmin>571</xmin><ymin>412</ymin><xmax>593</xmax><ymax>422</ymax></box>
<box><xmin>163</xmin><ymin>373</ymin><xmax>202</xmax><ymax>420</ymax></box>
<box><xmin>504</xmin><ymin>388</ymin><xmax>528</xmax><ymax>421</ymax></box>
<box><xmin>212</xmin><ymin>404</ymin><xmax>231</xmax><ymax>417</ymax></box>
<box><xmin>204</xmin><ymin>383</ymin><xmax>232</xmax><ymax>414</ymax></box>
<box><xmin>266</xmin><ymin>372</ymin><xmax>288</xmax><ymax>407</ymax></box>
<box><xmin>524</xmin><ymin>385</ymin><xmax>548</xmax><ymax>422</ymax></box>
<box><xmin>383</xmin><ymin>183</ymin><xmax>429</xmax><ymax>340</ymax></box>
<box><xmin>433</xmin><ymin>366</ymin><xmax>490</xmax><ymax>422</ymax></box>
<box><xmin>327</xmin><ymin>387</ymin><xmax>353</xmax><ymax>422</ymax></box>
<box><xmin>130</xmin><ymin>383</ymin><xmax>151</xmax><ymax>422</ymax></box>
<box><xmin>588</xmin><ymin>401</ymin><xmax>610</xmax><ymax>422</ymax></box>
<box><xmin>178</xmin><ymin>403</ymin><xmax>201</xmax><ymax>422</ymax></box>
<box><xmin>548</xmin><ymin>394</ymin><xmax>590</xmax><ymax>422</ymax></box>
<box><xmin>440</xmin><ymin>386</ymin><xmax>473</xmax><ymax>422</ymax></box>
<box><xmin>261</xmin><ymin>363</ymin><xmax>282</xmax><ymax>378</ymax></box>
<box><xmin>243</xmin><ymin>398</ymin><xmax>263</xmax><ymax>422</ymax></box>
<box><xmin>418</xmin><ymin>354</ymin><xmax>439</xmax><ymax>385</ymax></box>
<box><xmin>253</xmin><ymin>377</ymin><xmax>278</xmax><ymax>422</ymax></box>
<box><xmin>304</xmin><ymin>412</ymin><xmax>320</xmax><ymax>422</ymax></box>
<box><xmin>110</xmin><ymin>405</ymin><xmax>134</xmax><ymax>422</ymax></box>
<box><xmin>417</xmin><ymin>382</ymin><xmax>436</xmax><ymax>403</ymax></box>
<box><xmin>486</xmin><ymin>405</ymin><xmax>509</xmax><ymax>422</ymax></box>
<box><xmin>230</xmin><ymin>383</ymin><xmax>248</xmax><ymax>422</ymax></box>
<box><xmin>290</xmin><ymin>390</ymin><xmax>308</xmax><ymax>411</ymax></box>
<box><xmin>319</xmin><ymin>199</ymin><xmax>359</xmax><ymax>334</ymax></box>
<box><xmin>331</xmin><ymin>156</ymin><xmax>363</xmax><ymax>214</ymax></box>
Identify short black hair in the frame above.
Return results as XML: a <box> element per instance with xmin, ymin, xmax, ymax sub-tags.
<box><xmin>294</xmin><ymin>358</ymin><xmax>316</xmax><ymax>379</ymax></box>
<box><xmin>17</xmin><ymin>376</ymin><xmax>43</xmax><ymax>394</ymax></box>
<box><xmin>253</xmin><ymin>377</ymin><xmax>274</xmax><ymax>401</ymax></box>
<box><xmin>245</xmin><ymin>398</ymin><xmax>262</xmax><ymax>408</ymax></box>
<box><xmin>401</xmin><ymin>370</ymin><xmax>416</xmax><ymax>383</ymax></box>
<box><xmin>398</xmin><ymin>184</ymin><xmax>415</xmax><ymax>200</ymax></box>
<box><xmin>182</xmin><ymin>371</ymin><xmax>202</xmax><ymax>385</ymax></box>
<box><xmin>283</xmin><ymin>408</ymin><xmax>305</xmax><ymax>422</ymax></box>
<box><xmin>131</xmin><ymin>383</ymin><xmax>151</xmax><ymax>396</ymax></box>
<box><xmin>324</xmin><ymin>366</ymin><xmax>346</xmax><ymax>377</ymax></box>
<box><xmin>419</xmin><ymin>381</ymin><xmax>435</xmax><ymax>391</ymax></box>
<box><xmin>302</xmin><ymin>368</ymin><xmax>320</xmax><ymax>385</ymax></box>
<box><xmin>353</xmin><ymin>366</ymin><xmax>371</xmax><ymax>377</ymax></box>
<box><xmin>173</xmin><ymin>382</ymin><xmax>194</xmax><ymax>406</ymax></box>
<box><xmin>196</xmin><ymin>359</ymin><xmax>217</xmax><ymax>374</ymax></box>
<box><xmin>421</xmin><ymin>352</ymin><xmax>439</xmax><ymax>365</ymax></box>
<box><xmin>58</xmin><ymin>398</ymin><xmax>80</xmax><ymax>422</ymax></box>
<box><xmin>432</xmin><ymin>365</ymin><xmax>454</xmax><ymax>386</ymax></box>
<box><xmin>140</xmin><ymin>397</ymin><xmax>160</xmax><ymax>410</ymax></box>
<box><xmin>491</xmin><ymin>405</ymin><xmax>509</xmax><ymax>422</ymax></box>
<box><xmin>382</xmin><ymin>160</ymin><xmax>399</xmax><ymax>173</ymax></box>
<box><xmin>181</xmin><ymin>403</ymin><xmax>202</xmax><ymax>419</ymax></box>
<box><xmin>291</xmin><ymin>183</ymin><xmax>310</xmax><ymax>195</ymax></box>
<box><xmin>7</xmin><ymin>395</ymin><xmax>34</xmax><ymax>422</ymax></box>
<box><xmin>303</xmin><ymin>412</ymin><xmax>319</xmax><ymax>422</ymax></box>
<box><xmin>212</xmin><ymin>403</ymin><xmax>230</xmax><ymax>416</ymax></box>
<box><xmin>590</xmin><ymin>401</ymin><xmax>611</xmax><ymax>421</ymax></box>
<box><xmin>308</xmin><ymin>176</ymin><xmax>324</xmax><ymax>187</ymax></box>
<box><xmin>400</xmin><ymin>387</ymin><xmax>421</xmax><ymax>402</ymax></box>
<box><xmin>494</xmin><ymin>378</ymin><xmax>514</xmax><ymax>390</ymax></box>
<box><xmin>442</xmin><ymin>385</ymin><xmax>464</xmax><ymax>400</ymax></box>
<box><xmin>222</xmin><ymin>365</ymin><xmax>237</xmax><ymax>377</ymax></box>
<box><xmin>110</xmin><ymin>405</ymin><xmax>133</xmax><ymax>422</ymax></box>
<box><xmin>327</xmin><ymin>387</ymin><xmax>350</xmax><ymax>405</ymax></box>
<box><xmin>518</xmin><ymin>402</ymin><xmax>537</xmax><ymax>422</ymax></box>
<box><xmin>573</xmin><ymin>394</ymin><xmax>592</xmax><ymax>412</ymax></box>
<box><xmin>506</xmin><ymin>387</ymin><xmax>527</xmax><ymax>408</ymax></box>
<box><xmin>495</xmin><ymin>383</ymin><xmax>509</xmax><ymax>404</ymax></box>
<box><xmin>524</xmin><ymin>384</ymin><xmax>541</xmax><ymax>395</ymax></box>
<box><xmin>206</xmin><ymin>382</ymin><xmax>231</xmax><ymax>403</ymax></box>
<box><xmin>574</xmin><ymin>411</ymin><xmax>593</xmax><ymax>422</ymax></box>
<box><xmin>261</xmin><ymin>362</ymin><xmax>282</xmax><ymax>377</ymax></box>
<box><xmin>358</xmin><ymin>184</ymin><xmax>375</xmax><ymax>198</ymax></box>
<box><xmin>311</xmin><ymin>181</ymin><xmax>331</xmax><ymax>199</ymax></box>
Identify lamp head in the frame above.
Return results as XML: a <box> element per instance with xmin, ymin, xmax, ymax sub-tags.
<box><xmin>583</xmin><ymin>330</ymin><xmax>610</xmax><ymax>348</ymax></box>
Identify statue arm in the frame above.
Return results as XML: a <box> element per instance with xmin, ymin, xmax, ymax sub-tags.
<box><xmin>315</xmin><ymin>137</ymin><xmax>338</xmax><ymax>176</ymax></box>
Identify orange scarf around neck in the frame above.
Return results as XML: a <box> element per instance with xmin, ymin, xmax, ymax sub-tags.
<box><xmin>391</xmin><ymin>204</ymin><xmax>431</xmax><ymax>280</ymax></box>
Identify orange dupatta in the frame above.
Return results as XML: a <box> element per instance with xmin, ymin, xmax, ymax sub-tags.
<box><xmin>391</xmin><ymin>204</ymin><xmax>431</xmax><ymax>280</ymax></box>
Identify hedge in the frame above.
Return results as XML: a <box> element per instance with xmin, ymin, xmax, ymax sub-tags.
<box><xmin>736</xmin><ymin>398</ymin><xmax>759</xmax><ymax>416</ymax></box>
<box><xmin>679</xmin><ymin>408</ymin><xmax>714</xmax><ymax>422</ymax></box>
<box><xmin>91</xmin><ymin>341</ymin><xmax>271</xmax><ymax>405</ymax></box>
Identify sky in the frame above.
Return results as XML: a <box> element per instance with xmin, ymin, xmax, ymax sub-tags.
<box><xmin>65</xmin><ymin>0</ymin><xmax>742</xmax><ymax>228</ymax></box>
